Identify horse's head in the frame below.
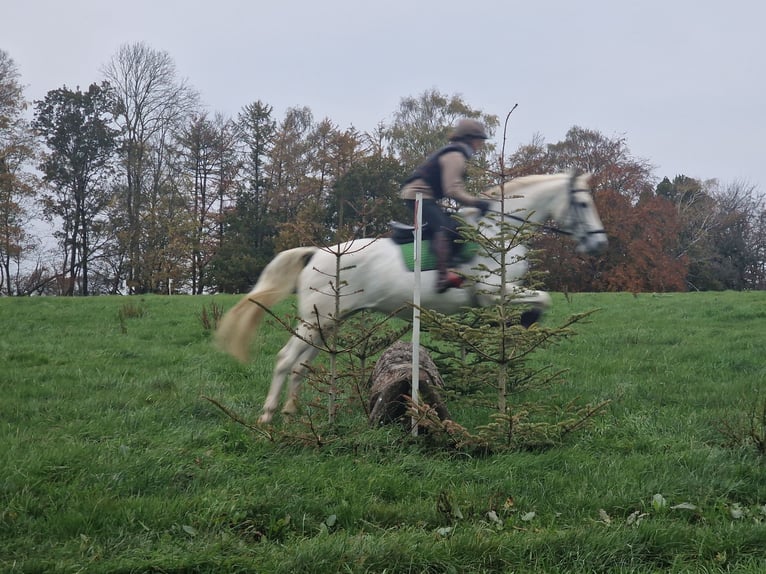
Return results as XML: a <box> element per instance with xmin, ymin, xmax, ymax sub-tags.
<box><xmin>482</xmin><ymin>172</ymin><xmax>607</xmax><ymax>255</ymax></box>
<box><xmin>554</xmin><ymin>173</ymin><xmax>608</xmax><ymax>255</ymax></box>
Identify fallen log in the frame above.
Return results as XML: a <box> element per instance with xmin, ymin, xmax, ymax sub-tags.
<box><xmin>368</xmin><ymin>341</ymin><xmax>450</xmax><ymax>427</ymax></box>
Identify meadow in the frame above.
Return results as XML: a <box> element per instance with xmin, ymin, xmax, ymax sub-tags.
<box><xmin>1</xmin><ymin>291</ymin><xmax>765</xmax><ymax>573</ymax></box>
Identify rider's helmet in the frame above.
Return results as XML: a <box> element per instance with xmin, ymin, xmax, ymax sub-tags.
<box><xmin>449</xmin><ymin>118</ymin><xmax>489</xmax><ymax>141</ymax></box>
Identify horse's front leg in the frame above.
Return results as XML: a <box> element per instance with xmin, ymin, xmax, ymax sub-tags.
<box><xmin>475</xmin><ymin>287</ymin><xmax>552</xmax><ymax>309</ymax></box>
<box><xmin>514</xmin><ymin>289</ymin><xmax>552</xmax><ymax>327</ymax></box>
<box><xmin>474</xmin><ymin>287</ymin><xmax>552</xmax><ymax>327</ymax></box>
<box><xmin>505</xmin><ymin>287</ymin><xmax>552</xmax><ymax>307</ymax></box>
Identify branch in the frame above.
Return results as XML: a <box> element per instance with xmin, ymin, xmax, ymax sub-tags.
<box><xmin>201</xmin><ymin>395</ymin><xmax>273</xmax><ymax>440</ymax></box>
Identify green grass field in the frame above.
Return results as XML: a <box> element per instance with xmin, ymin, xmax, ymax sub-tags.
<box><xmin>2</xmin><ymin>292</ymin><xmax>765</xmax><ymax>573</ymax></box>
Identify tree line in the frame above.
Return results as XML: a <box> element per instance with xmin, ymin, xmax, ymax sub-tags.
<box><xmin>1</xmin><ymin>43</ymin><xmax>764</xmax><ymax>296</ymax></box>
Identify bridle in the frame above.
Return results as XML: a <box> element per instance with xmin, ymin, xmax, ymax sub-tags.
<box><xmin>484</xmin><ymin>174</ymin><xmax>606</xmax><ymax>241</ymax></box>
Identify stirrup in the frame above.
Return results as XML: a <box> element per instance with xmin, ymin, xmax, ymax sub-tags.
<box><xmin>436</xmin><ymin>271</ymin><xmax>463</xmax><ymax>293</ymax></box>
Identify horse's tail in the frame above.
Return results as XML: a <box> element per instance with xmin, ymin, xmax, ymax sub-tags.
<box><xmin>215</xmin><ymin>246</ymin><xmax>318</xmax><ymax>362</ymax></box>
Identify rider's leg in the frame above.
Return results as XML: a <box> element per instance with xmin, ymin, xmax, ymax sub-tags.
<box><xmin>432</xmin><ymin>230</ymin><xmax>456</xmax><ymax>292</ymax></box>
<box><xmin>404</xmin><ymin>199</ymin><xmax>461</xmax><ymax>292</ymax></box>
<box><xmin>423</xmin><ymin>203</ymin><xmax>462</xmax><ymax>292</ymax></box>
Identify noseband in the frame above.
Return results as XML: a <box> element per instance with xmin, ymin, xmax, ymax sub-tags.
<box><xmin>566</xmin><ymin>175</ymin><xmax>606</xmax><ymax>240</ymax></box>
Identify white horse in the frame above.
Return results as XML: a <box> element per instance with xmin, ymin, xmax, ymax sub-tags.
<box><xmin>216</xmin><ymin>172</ymin><xmax>607</xmax><ymax>423</ymax></box>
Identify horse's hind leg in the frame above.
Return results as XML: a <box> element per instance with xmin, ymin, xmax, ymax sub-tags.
<box><xmin>259</xmin><ymin>331</ymin><xmax>319</xmax><ymax>424</ymax></box>
<box><xmin>282</xmin><ymin>343</ymin><xmax>319</xmax><ymax>415</ymax></box>
<box><xmin>259</xmin><ymin>335</ymin><xmax>303</xmax><ymax>423</ymax></box>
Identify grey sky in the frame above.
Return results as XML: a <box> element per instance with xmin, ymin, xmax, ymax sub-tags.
<box><xmin>5</xmin><ymin>0</ymin><xmax>765</xmax><ymax>193</ymax></box>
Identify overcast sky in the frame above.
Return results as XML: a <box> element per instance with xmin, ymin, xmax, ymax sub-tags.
<box><xmin>5</xmin><ymin>0</ymin><xmax>765</xmax><ymax>194</ymax></box>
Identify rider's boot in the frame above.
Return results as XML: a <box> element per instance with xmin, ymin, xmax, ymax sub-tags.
<box><xmin>433</xmin><ymin>231</ymin><xmax>462</xmax><ymax>293</ymax></box>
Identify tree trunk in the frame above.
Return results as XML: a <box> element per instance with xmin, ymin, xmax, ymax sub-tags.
<box><xmin>368</xmin><ymin>341</ymin><xmax>450</xmax><ymax>427</ymax></box>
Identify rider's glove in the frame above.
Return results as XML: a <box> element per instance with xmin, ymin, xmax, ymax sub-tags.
<box><xmin>475</xmin><ymin>199</ymin><xmax>491</xmax><ymax>216</ymax></box>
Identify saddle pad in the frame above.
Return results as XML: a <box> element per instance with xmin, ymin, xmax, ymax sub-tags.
<box><xmin>398</xmin><ymin>240</ymin><xmax>480</xmax><ymax>272</ymax></box>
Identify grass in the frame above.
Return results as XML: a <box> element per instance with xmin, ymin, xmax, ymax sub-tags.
<box><xmin>1</xmin><ymin>292</ymin><xmax>766</xmax><ymax>573</ymax></box>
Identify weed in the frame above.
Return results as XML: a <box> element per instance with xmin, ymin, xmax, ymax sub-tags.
<box><xmin>199</xmin><ymin>300</ymin><xmax>224</xmax><ymax>331</ymax></box>
<box><xmin>117</xmin><ymin>300</ymin><xmax>146</xmax><ymax>333</ymax></box>
<box><xmin>118</xmin><ymin>300</ymin><xmax>146</xmax><ymax>319</ymax></box>
<box><xmin>716</xmin><ymin>395</ymin><xmax>766</xmax><ymax>456</ymax></box>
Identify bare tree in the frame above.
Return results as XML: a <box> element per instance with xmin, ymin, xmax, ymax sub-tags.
<box><xmin>709</xmin><ymin>179</ymin><xmax>765</xmax><ymax>290</ymax></box>
<box><xmin>656</xmin><ymin>176</ymin><xmax>764</xmax><ymax>290</ymax></box>
<box><xmin>103</xmin><ymin>42</ymin><xmax>198</xmax><ymax>293</ymax></box>
<box><xmin>750</xmin><ymin>207</ymin><xmax>766</xmax><ymax>289</ymax></box>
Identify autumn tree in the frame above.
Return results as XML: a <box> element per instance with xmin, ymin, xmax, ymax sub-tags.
<box><xmin>173</xmin><ymin>112</ymin><xmax>239</xmax><ymax>293</ymax></box>
<box><xmin>593</xmin><ymin>188</ymin><xmax>687</xmax><ymax>291</ymax></box>
<box><xmin>0</xmin><ymin>50</ymin><xmax>39</xmax><ymax>295</ymax></box>
<box><xmin>507</xmin><ymin>126</ymin><xmax>688</xmax><ymax>292</ymax></box>
<box><xmin>103</xmin><ymin>42</ymin><xmax>198</xmax><ymax>293</ymax></box>
<box><xmin>656</xmin><ymin>175</ymin><xmax>716</xmax><ymax>288</ymax></box>
<box><xmin>267</xmin><ymin>106</ymin><xmax>317</xmax><ymax>250</ymax></box>
<box><xmin>710</xmin><ymin>183</ymin><xmax>753</xmax><ymax>290</ymax></box>
<box><xmin>304</xmin><ymin>122</ymin><xmax>370</xmax><ymax>243</ymax></box>
<box><xmin>265</xmin><ymin>112</ymin><xmax>367</xmax><ymax>250</ymax></box>
<box><xmin>504</xmin><ymin>132</ymin><xmax>548</xmax><ymax>177</ymax></box>
<box><xmin>32</xmin><ymin>83</ymin><xmax>119</xmax><ymax>295</ymax></box>
<box><xmin>281</xmin><ymin>118</ymin><xmax>351</xmax><ymax>246</ymax></box>
<box><xmin>208</xmin><ymin>100</ymin><xmax>277</xmax><ymax>292</ymax></box>
<box><xmin>328</xmin><ymin>150</ymin><xmax>407</xmax><ymax>239</ymax></box>
<box><xmin>269</xmin><ymin>106</ymin><xmax>314</xmax><ymax>212</ymax></box>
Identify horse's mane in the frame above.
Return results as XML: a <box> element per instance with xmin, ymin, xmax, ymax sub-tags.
<box><xmin>483</xmin><ymin>173</ymin><xmax>566</xmax><ymax>199</ymax></box>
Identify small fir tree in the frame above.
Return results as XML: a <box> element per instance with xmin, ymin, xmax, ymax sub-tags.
<box><xmin>412</xmin><ymin>109</ymin><xmax>608</xmax><ymax>451</ymax></box>
<box><xmin>414</xmin><ymin>193</ymin><xmax>607</xmax><ymax>451</ymax></box>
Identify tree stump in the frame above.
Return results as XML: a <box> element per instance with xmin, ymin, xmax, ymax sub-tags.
<box><xmin>368</xmin><ymin>341</ymin><xmax>450</xmax><ymax>427</ymax></box>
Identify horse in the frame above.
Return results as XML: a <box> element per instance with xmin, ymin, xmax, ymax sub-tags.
<box><xmin>215</xmin><ymin>172</ymin><xmax>607</xmax><ymax>423</ymax></box>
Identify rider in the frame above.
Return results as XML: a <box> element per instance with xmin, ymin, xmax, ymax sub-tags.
<box><xmin>400</xmin><ymin>118</ymin><xmax>491</xmax><ymax>292</ymax></box>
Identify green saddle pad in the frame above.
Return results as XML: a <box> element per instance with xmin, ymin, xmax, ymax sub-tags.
<box><xmin>398</xmin><ymin>240</ymin><xmax>480</xmax><ymax>272</ymax></box>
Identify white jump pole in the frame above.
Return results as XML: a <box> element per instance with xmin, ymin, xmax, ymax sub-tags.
<box><xmin>411</xmin><ymin>192</ymin><xmax>423</xmax><ymax>435</ymax></box>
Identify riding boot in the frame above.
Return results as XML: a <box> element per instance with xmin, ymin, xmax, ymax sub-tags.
<box><xmin>432</xmin><ymin>231</ymin><xmax>462</xmax><ymax>293</ymax></box>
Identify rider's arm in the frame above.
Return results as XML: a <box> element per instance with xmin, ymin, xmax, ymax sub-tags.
<box><xmin>439</xmin><ymin>151</ymin><xmax>481</xmax><ymax>206</ymax></box>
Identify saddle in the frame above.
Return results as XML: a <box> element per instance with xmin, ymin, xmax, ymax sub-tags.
<box><xmin>388</xmin><ymin>220</ymin><xmax>443</xmax><ymax>244</ymax></box>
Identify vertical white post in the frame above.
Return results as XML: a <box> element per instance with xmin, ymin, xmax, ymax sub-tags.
<box><xmin>411</xmin><ymin>192</ymin><xmax>423</xmax><ymax>435</ymax></box>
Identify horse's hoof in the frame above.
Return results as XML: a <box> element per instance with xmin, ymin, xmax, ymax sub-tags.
<box><xmin>520</xmin><ymin>308</ymin><xmax>542</xmax><ymax>328</ymax></box>
<box><xmin>282</xmin><ymin>398</ymin><xmax>299</xmax><ymax>415</ymax></box>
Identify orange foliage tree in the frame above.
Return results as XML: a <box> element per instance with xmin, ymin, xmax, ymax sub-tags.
<box><xmin>508</xmin><ymin>127</ymin><xmax>689</xmax><ymax>292</ymax></box>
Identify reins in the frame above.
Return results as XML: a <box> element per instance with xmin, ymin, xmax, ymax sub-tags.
<box><xmin>484</xmin><ymin>209</ymin><xmax>575</xmax><ymax>237</ymax></box>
